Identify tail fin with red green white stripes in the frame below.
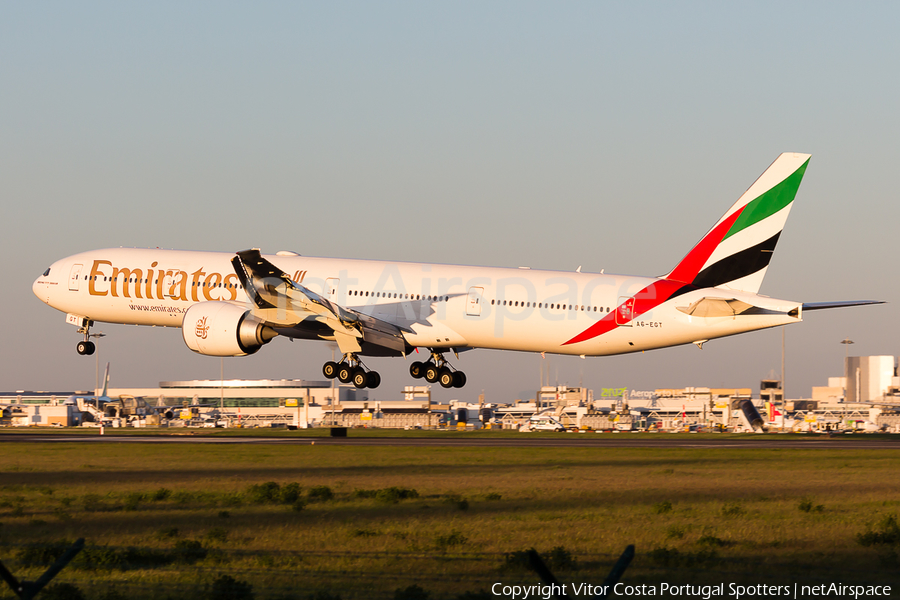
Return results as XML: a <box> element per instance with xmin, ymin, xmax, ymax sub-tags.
<box><xmin>664</xmin><ymin>152</ymin><xmax>811</xmax><ymax>293</ymax></box>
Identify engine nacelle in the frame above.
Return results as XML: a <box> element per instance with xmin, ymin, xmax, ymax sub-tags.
<box><xmin>182</xmin><ymin>301</ymin><xmax>277</xmax><ymax>357</ymax></box>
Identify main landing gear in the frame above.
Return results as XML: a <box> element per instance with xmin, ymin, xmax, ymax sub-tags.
<box><xmin>409</xmin><ymin>351</ymin><xmax>466</xmax><ymax>389</ymax></box>
<box><xmin>322</xmin><ymin>355</ymin><xmax>381</xmax><ymax>389</ymax></box>
<box><xmin>76</xmin><ymin>320</ymin><xmax>96</xmax><ymax>356</ymax></box>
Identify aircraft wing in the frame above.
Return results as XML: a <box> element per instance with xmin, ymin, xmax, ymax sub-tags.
<box><xmin>231</xmin><ymin>249</ymin><xmax>408</xmax><ymax>355</ymax></box>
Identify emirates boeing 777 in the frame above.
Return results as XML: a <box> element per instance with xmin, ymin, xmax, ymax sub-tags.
<box><xmin>33</xmin><ymin>153</ymin><xmax>880</xmax><ymax>389</ymax></box>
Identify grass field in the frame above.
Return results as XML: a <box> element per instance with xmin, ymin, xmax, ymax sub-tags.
<box><xmin>1</xmin><ymin>436</ymin><xmax>899</xmax><ymax>599</ymax></box>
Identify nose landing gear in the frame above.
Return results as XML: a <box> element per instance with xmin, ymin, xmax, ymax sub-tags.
<box><xmin>323</xmin><ymin>355</ymin><xmax>381</xmax><ymax>389</ymax></box>
<box><xmin>76</xmin><ymin>320</ymin><xmax>96</xmax><ymax>355</ymax></box>
<box><xmin>409</xmin><ymin>350</ymin><xmax>466</xmax><ymax>388</ymax></box>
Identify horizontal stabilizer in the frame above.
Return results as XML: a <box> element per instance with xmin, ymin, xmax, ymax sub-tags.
<box><xmin>801</xmin><ymin>300</ymin><xmax>885</xmax><ymax>311</ymax></box>
<box><xmin>677</xmin><ymin>298</ymin><xmax>753</xmax><ymax>318</ymax></box>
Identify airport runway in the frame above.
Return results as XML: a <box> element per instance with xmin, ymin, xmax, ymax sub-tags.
<box><xmin>1</xmin><ymin>432</ymin><xmax>899</xmax><ymax>449</ymax></box>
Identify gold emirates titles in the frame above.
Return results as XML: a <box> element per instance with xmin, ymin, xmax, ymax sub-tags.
<box><xmin>86</xmin><ymin>259</ymin><xmax>241</xmax><ymax>303</ymax></box>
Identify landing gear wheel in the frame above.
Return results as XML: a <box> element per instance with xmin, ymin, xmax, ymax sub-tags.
<box><xmin>452</xmin><ymin>371</ymin><xmax>467</xmax><ymax>388</ymax></box>
<box><xmin>323</xmin><ymin>361</ymin><xmax>339</xmax><ymax>379</ymax></box>
<box><xmin>424</xmin><ymin>364</ymin><xmax>440</xmax><ymax>383</ymax></box>
<box><xmin>76</xmin><ymin>341</ymin><xmax>95</xmax><ymax>356</ymax></box>
<box><xmin>352</xmin><ymin>368</ymin><xmax>368</xmax><ymax>389</ymax></box>
<box><xmin>337</xmin><ymin>363</ymin><xmax>353</xmax><ymax>383</ymax></box>
<box><xmin>409</xmin><ymin>361</ymin><xmax>425</xmax><ymax>379</ymax></box>
<box><xmin>439</xmin><ymin>368</ymin><xmax>455</xmax><ymax>389</ymax></box>
<box><xmin>366</xmin><ymin>371</ymin><xmax>381</xmax><ymax>389</ymax></box>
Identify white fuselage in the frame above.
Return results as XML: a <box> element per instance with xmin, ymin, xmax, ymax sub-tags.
<box><xmin>33</xmin><ymin>248</ymin><xmax>802</xmax><ymax>357</ymax></box>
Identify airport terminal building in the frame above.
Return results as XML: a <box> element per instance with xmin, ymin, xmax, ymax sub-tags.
<box><xmin>3</xmin><ymin>355</ymin><xmax>899</xmax><ymax>431</ymax></box>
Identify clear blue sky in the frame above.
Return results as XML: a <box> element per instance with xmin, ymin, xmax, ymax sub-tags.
<box><xmin>2</xmin><ymin>2</ymin><xmax>897</xmax><ymax>402</ymax></box>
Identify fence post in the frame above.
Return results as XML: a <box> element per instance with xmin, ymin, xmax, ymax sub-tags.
<box><xmin>528</xmin><ymin>543</ymin><xmax>635</xmax><ymax>600</ymax></box>
<box><xmin>598</xmin><ymin>545</ymin><xmax>634</xmax><ymax>599</ymax></box>
<box><xmin>526</xmin><ymin>549</ymin><xmax>570</xmax><ymax>600</ymax></box>
<box><xmin>0</xmin><ymin>538</ymin><xmax>85</xmax><ymax>600</ymax></box>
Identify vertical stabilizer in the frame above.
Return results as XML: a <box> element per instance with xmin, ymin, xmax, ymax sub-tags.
<box><xmin>664</xmin><ymin>153</ymin><xmax>811</xmax><ymax>293</ymax></box>
<box><xmin>101</xmin><ymin>362</ymin><xmax>110</xmax><ymax>397</ymax></box>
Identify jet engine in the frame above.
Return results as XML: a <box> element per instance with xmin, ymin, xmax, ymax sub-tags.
<box><xmin>182</xmin><ymin>301</ymin><xmax>277</xmax><ymax>357</ymax></box>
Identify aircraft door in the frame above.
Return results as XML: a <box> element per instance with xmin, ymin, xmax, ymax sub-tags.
<box><xmin>466</xmin><ymin>287</ymin><xmax>484</xmax><ymax>317</ymax></box>
<box><xmin>162</xmin><ymin>272</ymin><xmax>175</xmax><ymax>298</ymax></box>
<box><xmin>325</xmin><ymin>278</ymin><xmax>340</xmax><ymax>301</ymax></box>
<box><xmin>68</xmin><ymin>264</ymin><xmax>83</xmax><ymax>291</ymax></box>
<box><xmin>615</xmin><ymin>296</ymin><xmax>635</xmax><ymax>326</ymax></box>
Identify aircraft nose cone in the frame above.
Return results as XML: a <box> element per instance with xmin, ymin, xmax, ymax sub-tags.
<box><xmin>33</xmin><ymin>270</ymin><xmax>50</xmax><ymax>304</ymax></box>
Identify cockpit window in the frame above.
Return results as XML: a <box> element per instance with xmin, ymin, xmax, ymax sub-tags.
<box><xmin>43</xmin><ymin>268</ymin><xmax>51</xmax><ymax>277</ymax></box>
